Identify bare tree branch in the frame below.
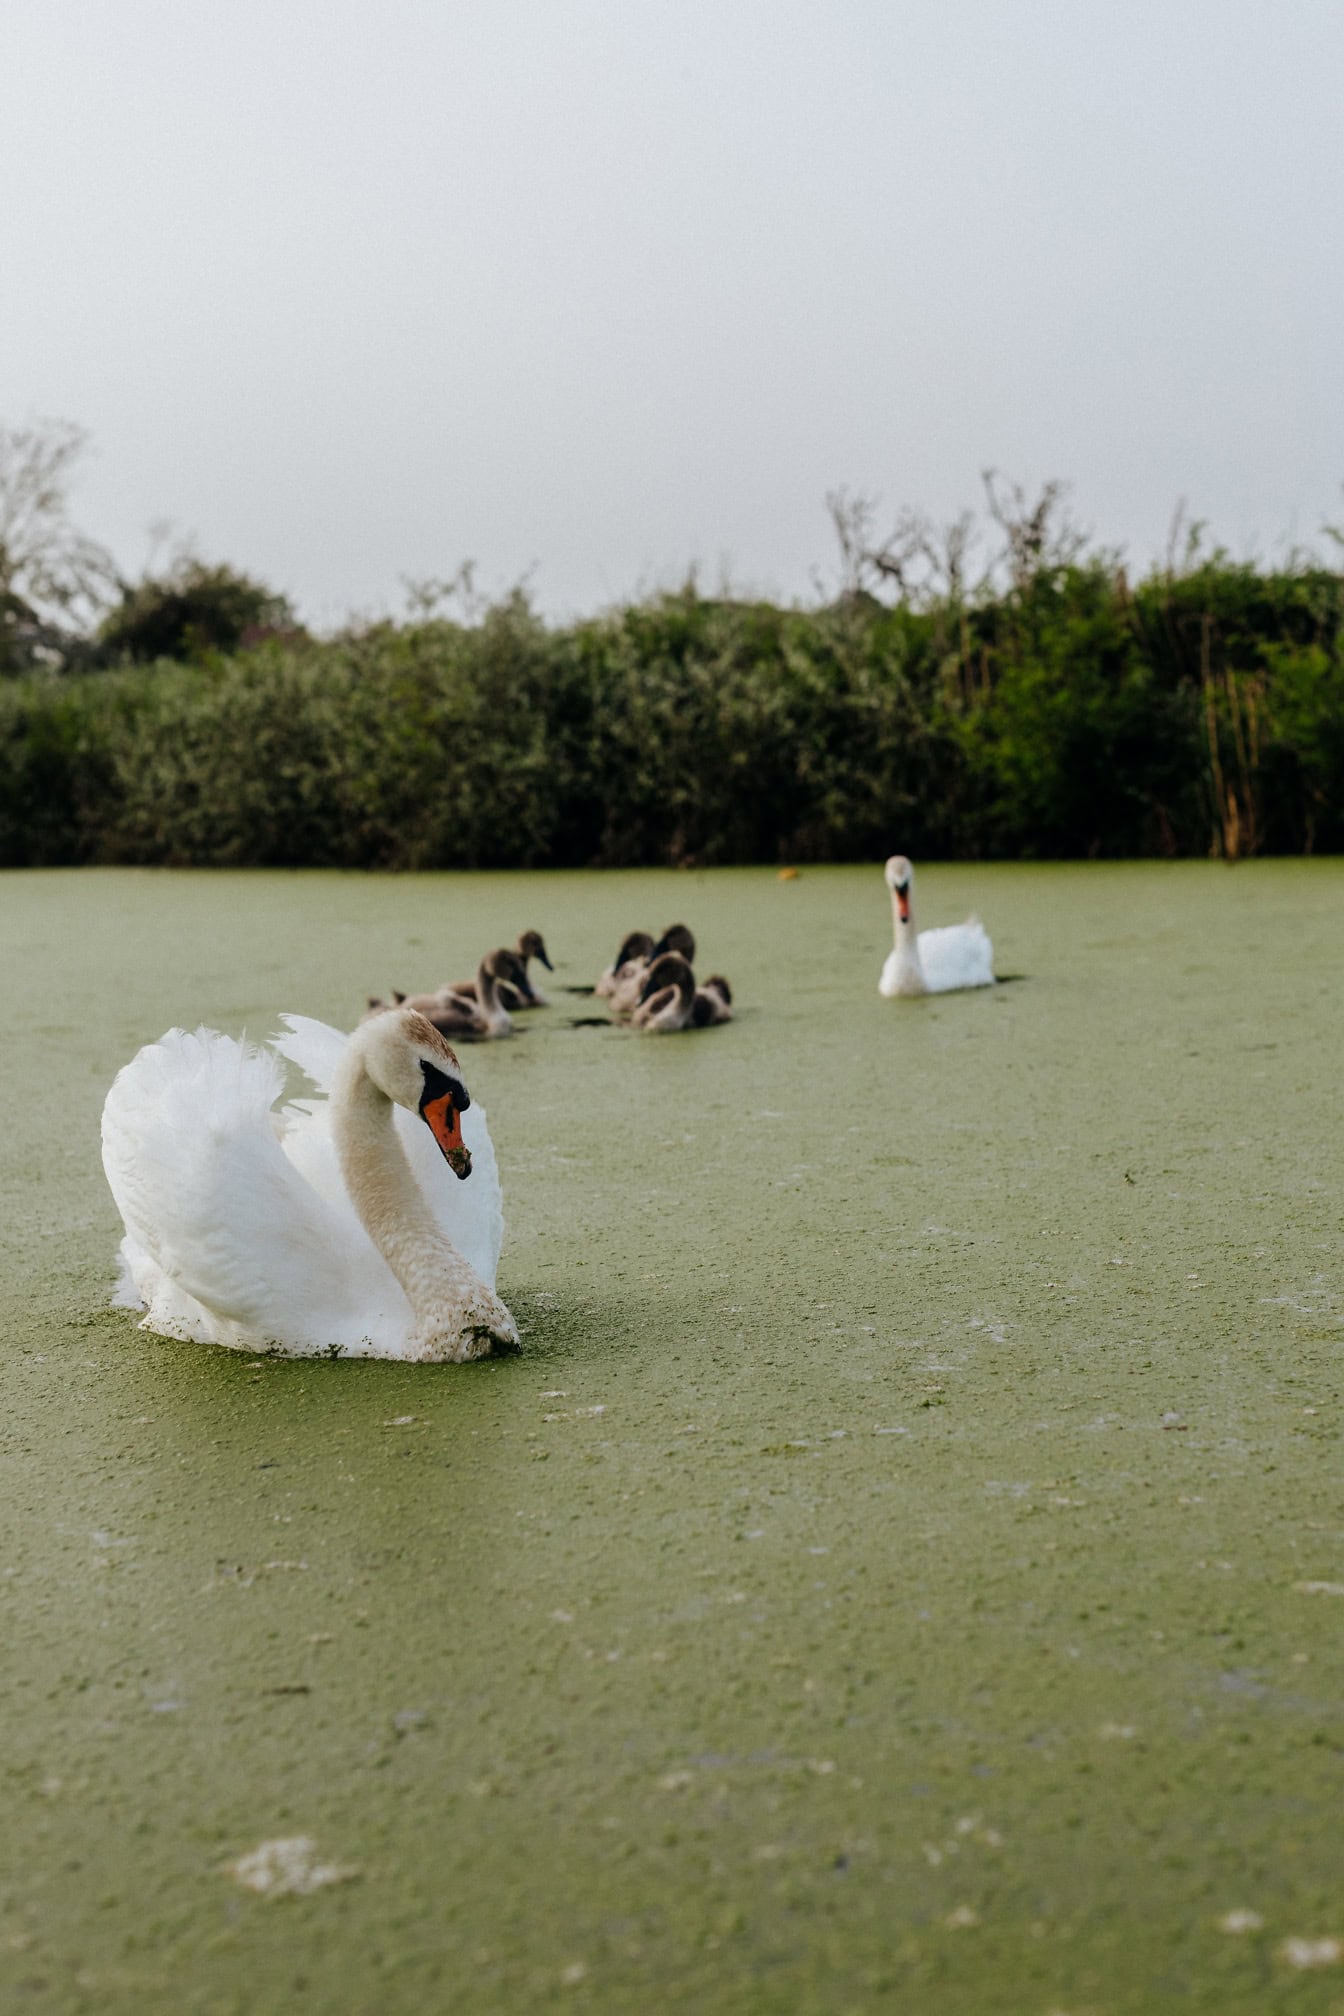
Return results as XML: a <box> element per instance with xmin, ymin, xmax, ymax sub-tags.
<box><xmin>0</xmin><ymin>419</ymin><xmax>118</xmax><ymax>667</ymax></box>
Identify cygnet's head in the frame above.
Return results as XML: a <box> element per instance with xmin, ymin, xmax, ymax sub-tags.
<box><xmin>884</xmin><ymin>855</ymin><xmax>914</xmax><ymax>922</ymax></box>
<box><xmin>518</xmin><ymin>928</ymin><xmax>553</xmax><ymax>970</ymax></box>
<box><xmin>484</xmin><ymin>947</ymin><xmax>528</xmax><ymax>986</ymax></box>
<box><xmin>702</xmin><ymin>974</ymin><xmax>732</xmax><ymax>1005</ymax></box>
<box><xmin>353</xmin><ymin>1008</ymin><xmax>474</xmax><ymax>1180</ymax></box>
<box><xmin>639</xmin><ymin>952</ymin><xmax>695</xmax><ymax>1004</ymax></box>
<box><xmin>614</xmin><ymin>929</ymin><xmax>655</xmax><ymax>970</ymax></box>
<box><xmin>653</xmin><ymin>922</ymin><xmax>696</xmax><ymax>962</ymax></box>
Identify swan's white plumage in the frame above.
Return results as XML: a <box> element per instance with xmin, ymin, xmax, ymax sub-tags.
<box><xmin>878</xmin><ymin>854</ymin><xmax>995</xmax><ymax>997</ymax></box>
<box><xmin>270</xmin><ymin>1015</ymin><xmax>503</xmax><ymax>1290</ymax></box>
<box><xmin>102</xmin><ymin>1016</ymin><xmax>504</xmax><ymax>1357</ymax></box>
<box><xmin>879</xmin><ymin>919</ymin><xmax>994</xmax><ymax>997</ymax></box>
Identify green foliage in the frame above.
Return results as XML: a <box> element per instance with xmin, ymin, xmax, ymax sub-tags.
<box><xmin>2</xmin><ymin>559</ymin><xmax>1342</xmax><ymax>868</ymax></box>
<box><xmin>96</xmin><ymin>559</ymin><xmax>298</xmax><ymax>665</ymax></box>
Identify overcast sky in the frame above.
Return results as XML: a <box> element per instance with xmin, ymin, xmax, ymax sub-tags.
<box><xmin>2</xmin><ymin>0</ymin><xmax>1341</xmax><ymax>624</ymax></box>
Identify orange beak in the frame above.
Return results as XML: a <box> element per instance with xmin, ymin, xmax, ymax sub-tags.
<box><xmin>422</xmin><ymin>1092</ymin><xmax>472</xmax><ymax>1179</ymax></box>
<box><xmin>896</xmin><ymin>888</ymin><xmax>910</xmax><ymax>924</ymax></box>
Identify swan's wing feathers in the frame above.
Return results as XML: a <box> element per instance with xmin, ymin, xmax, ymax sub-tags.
<box><xmin>102</xmin><ymin>1027</ymin><xmax>283</xmax><ymax>1255</ymax></box>
<box><xmin>102</xmin><ymin>1027</ymin><xmax>357</xmax><ymax>1341</ymax></box>
<box><xmin>918</xmin><ymin>921</ymin><xmax>995</xmax><ymax>992</ymax></box>
<box><xmin>270</xmin><ymin>1014</ymin><xmax>351</xmax><ymax>1094</ymax></box>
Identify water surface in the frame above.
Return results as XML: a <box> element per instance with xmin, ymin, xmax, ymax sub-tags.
<box><xmin>2</xmin><ymin>862</ymin><xmax>1341</xmax><ymax>2013</ymax></box>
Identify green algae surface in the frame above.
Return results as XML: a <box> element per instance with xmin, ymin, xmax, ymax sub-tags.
<box><xmin>2</xmin><ymin>863</ymin><xmax>1341</xmax><ymax>2015</ymax></box>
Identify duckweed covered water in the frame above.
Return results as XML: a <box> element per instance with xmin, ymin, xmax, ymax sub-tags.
<box><xmin>1</xmin><ymin>863</ymin><xmax>1341</xmax><ymax>2015</ymax></box>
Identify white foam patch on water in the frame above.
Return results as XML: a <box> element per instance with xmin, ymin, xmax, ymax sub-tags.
<box><xmin>1279</xmin><ymin>1936</ymin><xmax>1341</xmax><ymax>1969</ymax></box>
<box><xmin>225</xmin><ymin>1836</ymin><xmax>359</xmax><ymax>1897</ymax></box>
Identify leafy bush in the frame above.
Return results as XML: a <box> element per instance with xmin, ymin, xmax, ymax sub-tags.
<box><xmin>96</xmin><ymin>560</ymin><xmax>298</xmax><ymax>665</ymax></box>
<box><xmin>2</xmin><ymin>558</ymin><xmax>1341</xmax><ymax>869</ymax></box>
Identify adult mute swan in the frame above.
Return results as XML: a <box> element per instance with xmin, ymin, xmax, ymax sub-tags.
<box><xmin>101</xmin><ymin>1008</ymin><xmax>518</xmax><ymax>1360</ymax></box>
<box><xmin>879</xmin><ymin>855</ymin><xmax>994</xmax><ymax>997</ymax></box>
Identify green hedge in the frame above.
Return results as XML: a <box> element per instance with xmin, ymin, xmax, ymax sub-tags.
<box><xmin>3</xmin><ymin>566</ymin><xmax>1342</xmax><ymax>867</ymax></box>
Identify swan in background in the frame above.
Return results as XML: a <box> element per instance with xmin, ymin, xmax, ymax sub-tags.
<box><xmin>653</xmin><ymin>922</ymin><xmax>696</xmax><ymax>962</ymax></box>
<box><xmin>879</xmin><ymin>855</ymin><xmax>994</xmax><ymax>997</ymax></box>
<box><xmin>595</xmin><ymin>930</ymin><xmax>655</xmax><ymax>999</ymax></box>
<box><xmin>609</xmin><ymin>924</ymin><xmax>696</xmax><ymax>1019</ymax></box>
<box><xmin>632</xmin><ymin>952</ymin><xmax>696</xmax><ymax>1032</ymax></box>
<box><xmin>385</xmin><ymin>948</ymin><xmax>526</xmax><ymax>1039</ymax></box>
<box><xmin>691</xmin><ymin>974</ymin><xmax>734</xmax><ymax>1026</ymax></box>
<box><xmin>451</xmin><ymin>930</ymin><xmax>553</xmax><ymax>1010</ymax></box>
<box><xmin>102</xmin><ymin>1008</ymin><xmax>517</xmax><ymax>1360</ymax></box>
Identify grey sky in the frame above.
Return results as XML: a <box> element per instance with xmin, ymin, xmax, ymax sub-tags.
<box><xmin>3</xmin><ymin>0</ymin><xmax>1341</xmax><ymax>625</ymax></box>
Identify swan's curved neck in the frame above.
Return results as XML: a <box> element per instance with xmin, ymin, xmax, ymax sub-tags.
<box><xmin>475</xmin><ymin>960</ymin><xmax>510</xmax><ymax>1031</ymax></box>
<box><xmin>517</xmin><ymin>947</ymin><xmax>546</xmax><ymax>1004</ymax></box>
<box><xmin>890</xmin><ymin>887</ymin><xmax>924</xmax><ymax>980</ymax></box>
<box><xmin>331</xmin><ymin>1052</ymin><xmax>480</xmax><ymax>1326</ymax></box>
<box><xmin>652</xmin><ymin>972</ymin><xmax>693</xmax><ymax>1026</ymax></box>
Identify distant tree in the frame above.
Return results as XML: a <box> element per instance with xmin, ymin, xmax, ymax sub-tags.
<box><xmin>0</xmin><ymin>419</ymin><xmax>117</xmax><ymax>673</ymax></box>
<box><xmin>824</xmin><ymin>485</ymin><xmax>981</xmax><ymax>610</ymax></box>
<box><xmin>97</xmin><ymin>556</ymin><xmax>300</xmax><ymax>663</ymax></box>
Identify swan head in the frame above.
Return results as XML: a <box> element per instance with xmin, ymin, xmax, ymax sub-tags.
<box><xmin>614</xmin><ymin>929</ymin><xmax>655</xmax><ymax>971</ymax></box>
<box><xmin>702</xmin><ymin>974</ymin><xmax>732</xmax><ymax>1005</ymax></box>
<box><xmin>639</xmin><ymin>952</ymin><xmax>695</xmax><ymax>1004</ymax></box>
<box><xmin>518</xmin><ymin>929</ymin><xmax>553</xmax><ymax>971</ymax></box>
<box><xmin>884</xmin><ymin>854</ymin><xmax>913</xmax><ymax>923</ymax></box>
<box><xmin>652</xmin><ymin>922</ymin><xmax>695</xmax><ymax>962</ymax></box>
<box><xmin>352</xmin><ymin>1008</ymin><xmax>474</xmax><ymax>1180</ymax></box>
<box><xmin>481</xmin><ymin>946</ymin><xmax>531</xmax><ymax>1010</ymax></box>
<box><xmin>484</xmin><ymin>946</ymin><xmax>528</xmax><ymax>985</ymax></box>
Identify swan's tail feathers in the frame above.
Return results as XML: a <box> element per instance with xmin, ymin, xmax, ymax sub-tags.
<box><xmin>270</xmin><ymin>1014</ymin><xmax>350</xmax><ymax>1094</ymax></box>
<box><xmin>111</xmin><ymin>1237</ymin><xmax>148</xmax><ymax>1310</ymax></box>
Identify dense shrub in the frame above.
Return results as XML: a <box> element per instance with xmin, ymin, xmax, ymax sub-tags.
<box><xmin>96</xmin><ymin>560</ymin><xmax>298</xmax><ymax>665</ymax></box>
<box><xmin>2</xmin><ymin>559</ymin><xmax>1342</xmax><ymax>867</ymax></box>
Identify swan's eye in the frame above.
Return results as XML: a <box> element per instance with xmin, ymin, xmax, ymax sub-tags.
<box><xmin>419</xmin><ymin>1059</ymin><xmax>469</xmax><ymax>1112</ymax></box>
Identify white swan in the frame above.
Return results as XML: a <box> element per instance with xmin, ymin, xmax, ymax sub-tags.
<box><xmin>101</xmin><ymin>1008</ymin><xmax>518</xmax><ymax>1360</ymax></box>
<box><xmin>878</xmin><ymin>855</ymin><xmax>994</xmax><ymax>997</ymax></box>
